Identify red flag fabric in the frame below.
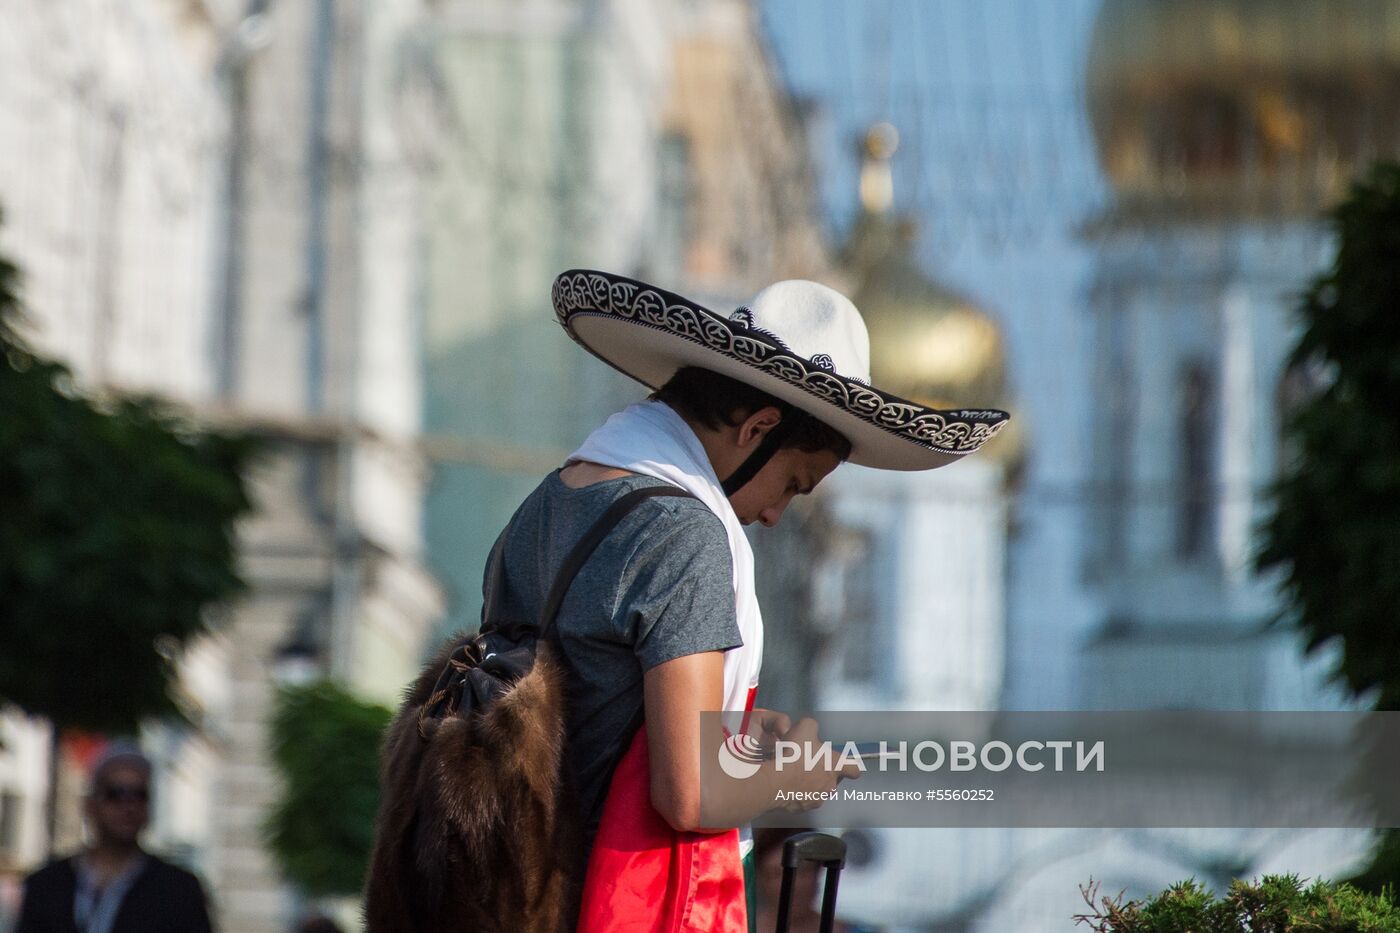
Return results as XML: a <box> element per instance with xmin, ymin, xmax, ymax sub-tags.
<box><xmin>577</xmin><ymin>724</ymin><xmax>747</xmax><ymax>932</ymax></box>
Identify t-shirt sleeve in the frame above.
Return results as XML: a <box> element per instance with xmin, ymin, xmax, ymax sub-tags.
<box><xmin>614</xmin><ymin>505</ymin><xmax>742</xmax><ymax>670</ymax></box>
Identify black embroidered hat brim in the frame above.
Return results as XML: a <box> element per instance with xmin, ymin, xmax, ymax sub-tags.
<box><xmin>552</xmin><ymin>269</ymin><xmax>1010</xmax><ymax>471</ymax></box>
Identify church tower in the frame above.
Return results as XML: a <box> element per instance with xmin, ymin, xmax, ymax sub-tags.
<box><xmin>1077</xmin><ymin>0</ymin><xmax>1400</xmax><ymax>709</ymax></box>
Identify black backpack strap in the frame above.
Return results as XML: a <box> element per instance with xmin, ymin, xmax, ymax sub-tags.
<box><xmin>423</xmin><ymin>485</ymin><xmax>692</xmax><ymax>732</ymax></box>
<box><xmin>539</xmin><ymin>484</ymin><xmax>694</xmax><ymax>635</ymax></box>
<box><xmin>544</xmin><ymin>486</ymin><xmax>692</xmax><ymax>815</ymax></box>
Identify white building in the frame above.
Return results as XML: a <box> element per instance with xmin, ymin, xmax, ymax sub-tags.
<box><xmin>0</xmin><ymin>1</ymin><xmax>230</xmax><ymax>913</ymax></box>
<box><xmin>0</xmin><ymin>1</ymin><xmax>444</xmax><ymax>929</ymax></box>
<box><xmin>783</xmin><ymin>0</ymin><xmax>1400</xmax><ymax>925</ymax></box>
<box><xmin>798</xmin><ymin>133</ymin><xmax>1020</xmax><ymax>930</ymax></box>
<box><xmin>1072</xmin><ymin>0</ymin><xmax>1389</xmax><ymax>717</ymax></box>
<box><xmin>959</xmin><ymin>2</ymin><xmax>1392</xmax><ymax>929</ymax></box>
<box><xmin>815</xmin><ymin>148</ymin><xmax>1015</xmax><ymax>716</ymax></box>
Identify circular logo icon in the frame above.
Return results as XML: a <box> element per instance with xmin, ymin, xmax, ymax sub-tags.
<box><xmin>718</xmin><ymin>733</ymin><xmax>765</xmax><ymax>780</ymax></box>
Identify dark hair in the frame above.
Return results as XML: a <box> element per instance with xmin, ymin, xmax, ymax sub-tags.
<box><xmin>649</xmin><ymin>367</ymin><xmax>852</xmax><ymax>460</ymax></box>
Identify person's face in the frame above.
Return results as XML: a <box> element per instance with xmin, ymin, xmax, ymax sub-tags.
<box><xmin>86</xmin><ymin>763</ymin><xmax>150</xmax><ymax>846</ymax></box>
<box><xmin>728</xmin><ymin>442</ymin><xmax>841</xmax><ymax>528</ymax></box>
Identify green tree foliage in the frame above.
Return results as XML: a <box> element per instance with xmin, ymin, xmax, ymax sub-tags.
<box><xmin>264</xmin><ymin>680</ymin><xmax>393</xmax><ymax>898</ymax></box>
<box><xmin>1256</xmin><ymin>164</ymin><xmax>1400</xmax><ymax>893</ymax></box>
<box><xmin>1257</xmin><ymin>163</ymin><xmax>1400</xmax><ymax>711</ymax></box>
<box><xmin>1075</xmin><ymin>876</ymin><xmax>1400</xmax><ymax>933</ymax></box>
<box><xmin>0</xmin><ymin>226</ymin><xmax>256</xmax><ymax>732</ymax></box>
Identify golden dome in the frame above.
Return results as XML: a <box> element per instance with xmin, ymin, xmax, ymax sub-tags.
<box><xmin>1088</xmin><ymin>0</ymin><xmax>1400</xmax><ymax>223</ymax></box>
<box><xmin>846</xmin><ymin>213</ymin><xmax>1007</xmax><ymax>413</ymax></box>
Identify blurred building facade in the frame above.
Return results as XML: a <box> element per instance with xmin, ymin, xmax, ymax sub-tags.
<box><xmin>768</xmin><ymin>3</ymin><xmax>1400</xmax><ymax>930</ymax></box>
<box><xmin>422</xmin><ymin>0</ymin><xmax>832</xmax><ymax>638</ymax></box>
<box><xmin>0</xmin><ymin>0</ymin><xmax>232</xmax><ymax>912</ymax></box>
<box><xmin>967</xmin><ymin>6</ymin><xmax>1394</xmax><ymax>928</ymax></box>
<box><xmin>806</xmin><ymin>129</ymin><xmax>1016</xmax><ymax>719</ymax></box>
<box><xmin>1074</xmin><ymin>0</ymin><xmax>1398</xmax><ymax>713</ymax></box>
<box><xmin>958</xmin><ymin>3</ymin><xmax>1394</xmax><ymax>931</ymax></box>
<box><xmin>0</xmin><ymin>0</ymin><xmax>840</xmax><ymax>927</ymax></box>
<box><xmin>791</xmin><ymin>129</ymin><xmax>1022</xmax><ymax>928</ymax></box>
<box><xmin>0</xmin><ymin>1</ymin><xmax>443</xmax><ymax>930</ymax></box>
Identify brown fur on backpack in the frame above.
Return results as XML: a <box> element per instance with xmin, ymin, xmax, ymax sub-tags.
<box><xmin>363</xmin><ymin>634</ymin><xmax>581</xmax><ymax>933</ymax></box>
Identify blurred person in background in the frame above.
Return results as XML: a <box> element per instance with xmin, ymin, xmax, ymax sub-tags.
<box><xmin>12</xmin><ymin>744</ymin><xmax>213</xmax><ymax>933</ymax></box>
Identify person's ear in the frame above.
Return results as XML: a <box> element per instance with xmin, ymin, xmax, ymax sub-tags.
<box><xmin>736</xmin><ymin>406</ymin><xmax>783</xmax><ymax>450</ymax></box>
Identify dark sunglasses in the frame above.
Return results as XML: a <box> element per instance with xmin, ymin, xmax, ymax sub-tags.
<box><xmin>98</xmin><ymin>783</ymin><xmax>149</xmax><ymax>804</ymax></box>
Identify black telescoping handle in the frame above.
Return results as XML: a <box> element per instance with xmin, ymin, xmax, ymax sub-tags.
<box><xmin>774</xmin><ymin>832</ymin><xmax>847</xmax><ymax>933</ymax></box>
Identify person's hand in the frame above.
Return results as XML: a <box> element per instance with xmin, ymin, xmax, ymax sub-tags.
<box><xmin>772</xmin><ymin>717</ymin><xmax>861</xmax><ymax>812</ymax></box>
<box><xmin>748</xmin><ymin>708</ymin><xmax>791</xmax><ymax>753</ymax></box>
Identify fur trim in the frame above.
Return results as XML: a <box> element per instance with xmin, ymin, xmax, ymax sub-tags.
<box><xmin>364</xmin><ymin>635</ymin><xmax>581</xmax><ymax>933</ymax></box>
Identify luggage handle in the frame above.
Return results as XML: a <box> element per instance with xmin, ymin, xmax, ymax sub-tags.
<box><xmin>775</xmin><ymin>832</ymin><xmax>847</xmax><ymax>933</ymax></box>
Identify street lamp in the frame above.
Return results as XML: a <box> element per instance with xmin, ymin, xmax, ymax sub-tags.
<box><xmin>272</xmin><ymin>607</ymin><xmax>323</xmax><ymax>687</ymax></box>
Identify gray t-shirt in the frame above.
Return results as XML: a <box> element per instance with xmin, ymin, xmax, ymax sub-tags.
<box><xmin>487</xmin><ymin>470</ymin><xmax>742</xmax><ymax>844</ymax></box>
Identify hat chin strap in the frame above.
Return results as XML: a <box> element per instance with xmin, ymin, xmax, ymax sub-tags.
<box><xmin>721</xmin><ymin>415</ymin><xmax>796</xmax><ymax>498</ymax></box>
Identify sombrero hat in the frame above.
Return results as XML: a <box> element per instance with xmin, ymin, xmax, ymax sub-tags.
<box><xmin>552</xmin><ymin>269</ymin><xmax>1009</xmax><ymax>471</ymax></box>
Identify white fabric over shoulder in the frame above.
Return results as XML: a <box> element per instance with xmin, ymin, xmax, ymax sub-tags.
<box><xmin>567</xmin><ymin>400</ymin><xmax>762</xmax><ymax>719</ymax></box>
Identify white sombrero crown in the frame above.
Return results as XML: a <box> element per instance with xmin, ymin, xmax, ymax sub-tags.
<box><xmin>736</xmin><ymin>280</ymin><xmax>871</xmax><ymax>386</ymax></box>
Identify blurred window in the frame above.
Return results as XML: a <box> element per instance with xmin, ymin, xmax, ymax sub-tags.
<box><xmin>1177</xmin><ymin>360</ymin><xmax>1216</xmax><ymax>560</ymax></box>
<box><xmin>837</xmin><ymin>529</ymin><xmax>881</xmax><ymax>684</ymax></box>
<box><xmin>654</xmin><ymin>132</ymin><xmax>692</xmax><ymax>281</ymax></box>
<box><xmin>1089</xmin><ymin>294</ymin><xmax>1134</xmax><ymax>577</ymax></box>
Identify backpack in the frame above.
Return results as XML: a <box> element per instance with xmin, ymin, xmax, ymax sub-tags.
<box><xmin>364</xmin><ymin>486</ymin><xmax>693</xmax><ymax>933</ymax></box>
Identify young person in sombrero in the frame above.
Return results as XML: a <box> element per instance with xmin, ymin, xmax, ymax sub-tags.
<box><xmin>541</xmin><ymin>269</ymin><xmax>1007</xmax><ymax>931</ymax></box>
<box><xmin>367</xmin><ymin>269</ymin><xmax>1007</xmax><ymax>933</ymax></box>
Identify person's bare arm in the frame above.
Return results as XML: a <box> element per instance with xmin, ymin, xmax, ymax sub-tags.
<box><xmin>645</xmin><ymin>651</ymin><xmax>725</xmax><ymax>832</ymax></box>
<box><xmin>644</xmin><ymin>652</ymin><xmax>856</xmax><ymax>833</ymax></box>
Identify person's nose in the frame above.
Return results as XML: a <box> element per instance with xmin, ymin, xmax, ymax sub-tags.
<box><xmin>757</xmin><ymin>502</ymin><xmax>786</xmax><ymax>527</ymax></box>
